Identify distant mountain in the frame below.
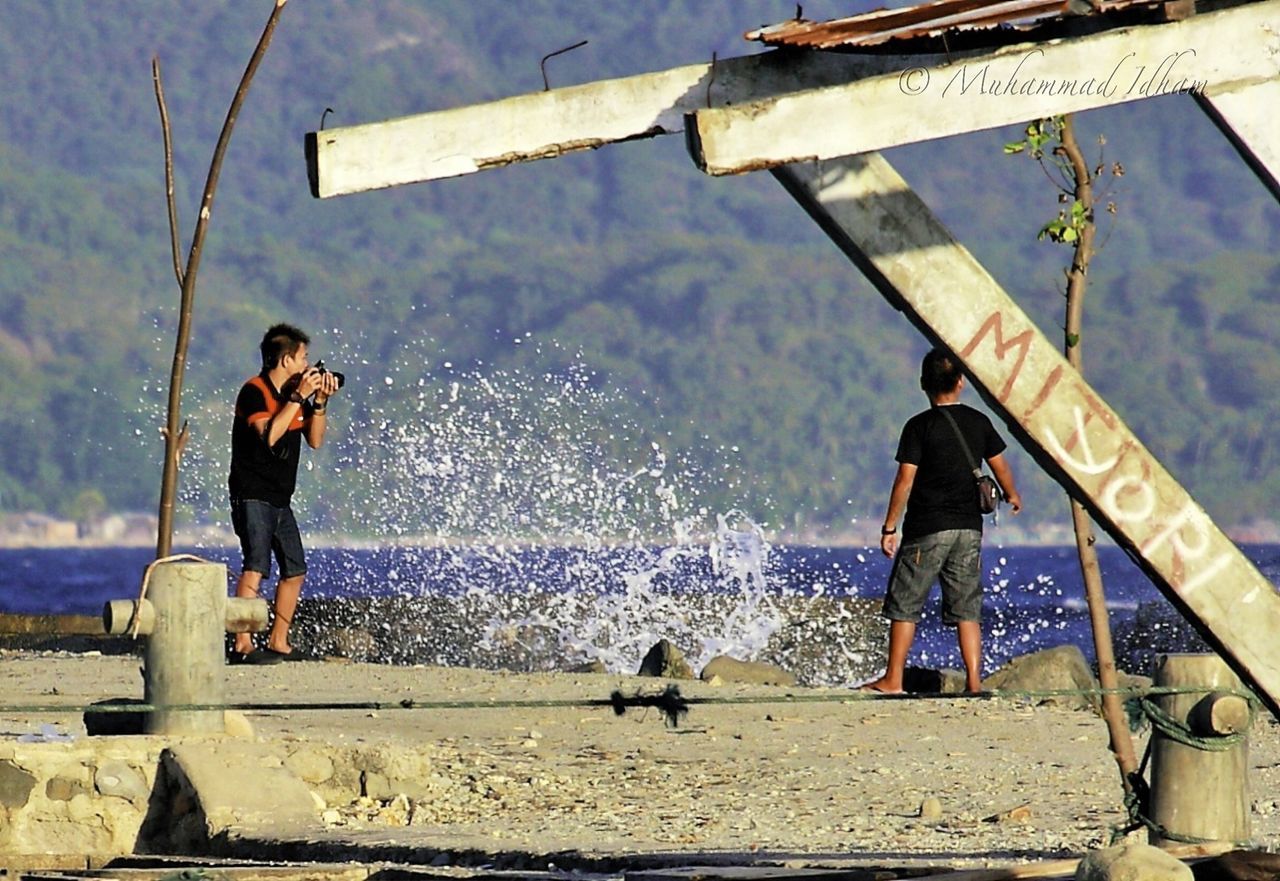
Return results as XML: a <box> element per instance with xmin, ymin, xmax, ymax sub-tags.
<box><xmin>0</xmin><ymin>1</ymin><xmax>1276</xmax><ymax>543</ymax></box>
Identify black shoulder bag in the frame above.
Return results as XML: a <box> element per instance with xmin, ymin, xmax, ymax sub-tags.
<box><xmin>938</xmin><ymin>407</ymin><xmax>1002</xmax><ymax>515</ymax></box>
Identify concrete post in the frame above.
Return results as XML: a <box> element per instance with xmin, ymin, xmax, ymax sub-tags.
<box><xmin>145</xmin><ymin>561</ymin><xmax>226</xmax><ymax>735</ymax></box>
<box><xmin>1149</xmin><ymin>653</ymin><xmax>1251</xmax><ymax>848</ymax></box>
<box><xmin>102</xmin><ymin>561</ymin><xmax>268</xmax><ymax>736</ymax></box>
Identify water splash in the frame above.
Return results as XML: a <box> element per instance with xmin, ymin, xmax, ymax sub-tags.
<box><xmin>214</xmin><ymin>347</ymin><xmax>888</xmax><ymax>683</ymax></box>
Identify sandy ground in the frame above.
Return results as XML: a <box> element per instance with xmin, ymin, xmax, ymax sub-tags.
<box><xmin>2</xmin><ymin>649</ymin><xmax>1278</xmax><ymax>867</ymax></box>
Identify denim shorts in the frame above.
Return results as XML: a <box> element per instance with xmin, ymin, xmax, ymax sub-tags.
<box><xmin>230</xmin><ymin>498</ymin><xmax>307</xmax><ymax>580</ymax></box>
<box><xmin>882</xmin><ymin>529</ymin><xmax>983</xmax><ymax>625</ymax></box>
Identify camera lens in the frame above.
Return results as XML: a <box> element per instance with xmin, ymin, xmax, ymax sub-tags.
<box><xmin>316</xmin><ymin>361</ymin><xmax>345</xmax><ymax>388</ymax></box>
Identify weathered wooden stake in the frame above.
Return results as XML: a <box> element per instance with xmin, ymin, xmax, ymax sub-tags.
<box><xmin>1149</xmin><ymin>653</ymin><xmax>1251</xmax><ymax>848</ymax></box>
<box><xmin>103</xmin><ymin>561</ymin><xmax>267</xmax><ymax>735</ymax></box>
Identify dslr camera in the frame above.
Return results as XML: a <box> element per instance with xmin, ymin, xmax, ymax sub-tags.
<box><xmin>315</xmin><ymin>360</ymin><xmax>346</xmax><ymax>389</ymax></box>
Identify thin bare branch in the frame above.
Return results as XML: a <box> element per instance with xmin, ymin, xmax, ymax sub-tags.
<box><xmin>152</xmin><ymin>57</ymin><xmax>184</xmax><ymax>288</ymax></box>
<box><xmin>156</xmin><ymin>0</ymin><xmax>289</xmax><ymax>557</ymax></box>
<box><xmin>1033</xmin><ymin>148</ymin><xmax>1072</xmax><ymax>194</ymax></box>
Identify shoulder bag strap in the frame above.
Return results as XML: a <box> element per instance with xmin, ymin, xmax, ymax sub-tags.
<box><xmin>937</xmin><ymin>407</ymin><xmax>982</xmax><ymax>478</ymax></box>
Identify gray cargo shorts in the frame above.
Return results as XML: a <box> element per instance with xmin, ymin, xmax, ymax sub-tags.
<box><xmin>882</xmin><ymin>528</ymin><xmax>983</xmax><ymax>625</ymax></box>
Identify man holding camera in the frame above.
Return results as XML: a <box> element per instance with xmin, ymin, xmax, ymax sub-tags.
<box><xmin>228</xmin><ymin>323</ymin><xmax>341</xmax><ymax>664</ymax></box>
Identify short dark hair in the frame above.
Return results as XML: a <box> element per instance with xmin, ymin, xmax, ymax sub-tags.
<box><xmin>920</xmin><ymin>348</ymin><xmax>963</xmax><ymax>397</ymax></box>
<box><xmin>260</xmin><ymin>323</ymin><xmax>309</xmax><ymax>370</ymax></box>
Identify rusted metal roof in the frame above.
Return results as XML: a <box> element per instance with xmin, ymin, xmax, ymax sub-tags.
<box><xmin>746</xmin><ymin>0</ymin><xmax>1193</xmax><ymax>51</ymax></box>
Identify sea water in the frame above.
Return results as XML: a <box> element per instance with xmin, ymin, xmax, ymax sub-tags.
<box><xmin>0</xmin><ymin>540</ymin><xmax>1261</xmax><ymax>685</ymax></box>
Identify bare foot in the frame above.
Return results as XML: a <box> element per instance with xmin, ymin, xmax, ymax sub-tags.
<box><xmin>857</xmin><ymin>679</ymin><xmax>905</xmax><ymax>695</ymax></box>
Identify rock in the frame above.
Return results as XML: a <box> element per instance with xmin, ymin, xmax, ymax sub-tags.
<box><xmin>46</xmin><ymin>774</ymin><xmax>89</xmax><ymax>801</ymax></box>
<box><xmin>83</xmin><ymin>698</ymin><xmax>146</xmax><ymax>736</ymax></box>
<box><xmin>566</xmin><ymin>659</ymin><xmax>607</xmax><ymax>674</ymax></box>
<box><xmin>919</xmin><ymin>796</ymin><xmax>943</xmax><ymax>821</ymax></box>
<box><xmin>983</xmin><ymin>803</ymin><xmax>1033</xmax><ymax>824</ymax></box>
<box><xmin>355</xmin><ymin>745</ymin><xmax>435</xmax><ymax>800</ymax></box>
<box><xmin>1192</xmin><ymin>850</ymin><xmax>1280</xmax><ymax>881</ymax></box>
<box><xmin>483</xmin><ymin>622</ymin><xmax>564</xmax><ymax>671</ymax></box>
<box><xmin>903</xmin><ymin>666</ymin><xmax>967</xmax><ymax>694</ymax></box>
<box><xmin>637</xmin><ymin>639</ymin><xmax>694</xmax><ymax>679</ymax></box>
<box><xmin>152</xmin><ymin>743</ymin><xmax>319</xmax><ymax>845</ymax></box>
<box><xmin>982</xmin><ymin>644</ymin><xmax>1098</xmax><ymax>710</ymax></box>
<box><xmin>1117</xmin><ymin>670</ymin><xmax>1154</xmax><ymax>692</ymax></box>
<box><xmin>381</xmin><ymin>793</ymin><xmax>411</xmax><ymax>825</ymax></box>
<box><xmin>327</xmin><ymin>627</ymin><xmax>378</xmax><ymax>661</ymax></box>
<box><xmin>285</xmin><ymin>747</ymin><xmax>335</xmax><ymax>784</ymax></box>
<box><xmin>0</xmin><ymin>760</ymin><xmax>37</xmax><ymax>808</ymax></box>
<box><xmin>223</xmin><ymin>710</ymin><xmax>255</xmax><ymax>739</ymax></box>
<box><xmin>699</xmin><ymin>655</ymin><xmax>797</xmax><ymax>686</ymax></box>
<box><xmin>1115</xmin><ymin>601</ymin><xmax>1211</xmax><ymax>676</ymax></box>
<box><xmin>362</xmin><ymin>770</ymin><xmax>393</xmax><ymax>801</ymax></box>
<box><xmin>94</xmin><ymin>761</ymin><xmax>149</xmax><ymax>803</ymax></box>
<box><xmin>1075</xmin><ymin>842</ymin><xmax>1194</xmax><ymax>881</ymax></box>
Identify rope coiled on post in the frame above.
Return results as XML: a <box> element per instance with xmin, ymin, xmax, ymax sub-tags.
<box><xmin>1110</xmin><ymin>692</ymin><xmax>1258</xmax><ymax>847</ymax></box>
<box><xmin>1136</xmin><ymin>694</ymin><xmax>1253</xmax><ymax>750</ymax></box>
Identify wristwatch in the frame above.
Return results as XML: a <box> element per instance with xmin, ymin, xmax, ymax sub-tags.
<box><xmin>881</xmin><ymin>525</ymin><xmax>896</xmax><ymax>536</ymax></box>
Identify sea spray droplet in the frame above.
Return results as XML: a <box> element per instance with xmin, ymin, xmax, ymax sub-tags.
<box><xmin>172</xmin><ymin>354</ymin><xmax>898</xmax><ymax>683</ymax></box>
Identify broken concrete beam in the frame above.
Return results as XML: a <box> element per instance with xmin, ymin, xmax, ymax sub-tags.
<box><xmin>686</xmin><ymin>2</ymin><xmax>1280</xmax><ymax>176</ymax></box>
<box><xmin>304</xmin><ymin>47</ymin><xmax>972</xmax><ymax>197</ymax></box>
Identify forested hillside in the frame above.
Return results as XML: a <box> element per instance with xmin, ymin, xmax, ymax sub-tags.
<box><xmin>0</xmin><ymin>1</ymin><xmax>1277</xmax><ymax>542</ymax></box>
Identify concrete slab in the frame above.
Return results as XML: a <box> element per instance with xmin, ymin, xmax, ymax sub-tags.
<box><xmin>160</xmin><ymin>743</ymin><xmax>321</xmax><ymax>844</ymax></box>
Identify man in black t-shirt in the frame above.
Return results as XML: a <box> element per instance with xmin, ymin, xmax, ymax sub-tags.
<box><xmin>861</xmin><ymin>349</ymin><xmax>1022</xmax><ymax>695</ymax></box>
<box><xmin>228</xmin><ymin>323</ymin><xmax>341</xmax><ymax>664</ymax></box>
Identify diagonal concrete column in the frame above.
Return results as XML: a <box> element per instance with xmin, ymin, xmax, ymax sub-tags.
<box><xmin>771</xmin><ymin>153</ymin><xmax>1280</xmax><ymax>718</ymax></box>
<box><xmin>1196</xmin><ymin>78</ymin><xmax>1280</xmax><ymax>202</ymax></box>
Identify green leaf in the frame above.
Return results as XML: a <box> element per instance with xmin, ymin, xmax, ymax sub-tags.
<box><xmin>1004</xmin><ymin>142</ymin><xmax>1026</xmax><ymax>154</ymax></box>
<box><xmin>1066</xmin><ymin>332</ymin><xmax>1081</xmax><ymax>348</ymax></box>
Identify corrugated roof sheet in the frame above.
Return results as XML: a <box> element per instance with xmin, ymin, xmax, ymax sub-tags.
<box><xmin>746</xmin><ymin>0</ymin><xmax>1189</xmax><ymax>50</ymax></box>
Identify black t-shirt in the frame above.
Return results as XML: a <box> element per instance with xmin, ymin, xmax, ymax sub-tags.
<box><xmin>897</xmin><ymin>403</ymin><xmax>1006</xmax><ymax>539</ymax></box>
<box><xmin>228</xmin><ymin>373</ymin><xmax>311</xmax><ymax>507</ymax></box>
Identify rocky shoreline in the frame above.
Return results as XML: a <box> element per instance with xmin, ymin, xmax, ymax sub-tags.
<box><xmin>1</xmin><ymin>648</ymin><xmax>1279</xmax><ymax>868</ymax></box>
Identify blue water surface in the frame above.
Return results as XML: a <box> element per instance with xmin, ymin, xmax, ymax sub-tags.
<box><xmin>2</xmin><ymin>542</ymin><xmax>1274</xmax><ymax>674</ymax></box>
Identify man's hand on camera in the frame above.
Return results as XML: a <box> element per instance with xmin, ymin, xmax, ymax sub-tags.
<box><xmin>315</xmin><ymin>369</ymin><xmax>340</xmax><ymax>399</ymax></box>
<box><xmin>293</xmin><ymin>368</ymin><xmax>324</xmax><ymax>401</ymax></box>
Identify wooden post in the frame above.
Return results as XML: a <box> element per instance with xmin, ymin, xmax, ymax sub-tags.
<box><xmin>1149</xmin><ymin>653</ymin><xmax>1251</xmax><ymax>848</ymax></box>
